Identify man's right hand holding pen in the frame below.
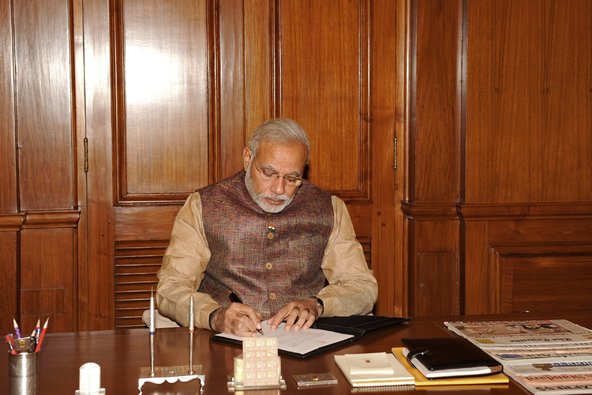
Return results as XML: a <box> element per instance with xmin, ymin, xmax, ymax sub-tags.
<box><xmin>208</xmin><ymin>292</ymin><xmax>264</xmax><ymax>337</ymax></box>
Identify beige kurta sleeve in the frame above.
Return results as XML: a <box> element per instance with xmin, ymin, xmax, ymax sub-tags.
<box><xmin>316</xmin><ymin>196</ymin><xmax>378</xmax><ymax>316</ymax></box>
<box><xmin>156</xmin><ymin>192</ymin><xmax>220</xmax><ymax>329</ymax></box>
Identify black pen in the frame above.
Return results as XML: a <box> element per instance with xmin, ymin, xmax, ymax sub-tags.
<box><xmin>228</xmin><ymin>292</ymin><xmax>242</xmax><ymax>304</ymax></box>
<box><xmin>228</xmin><ymin>292</ymin><xmax>264</xmax><ymax>335</ymax></box>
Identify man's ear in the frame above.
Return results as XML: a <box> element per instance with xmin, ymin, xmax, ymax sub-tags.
<box><xmin>242</xmin><ymin>147</ymin><xmax>252</xmax><ymax>171</ymax></box>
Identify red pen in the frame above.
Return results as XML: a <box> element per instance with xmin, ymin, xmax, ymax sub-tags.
<box><xmin>34</xmin><ymin>317</ymin><xmax>49</xmax><ymax>352</ymax></box>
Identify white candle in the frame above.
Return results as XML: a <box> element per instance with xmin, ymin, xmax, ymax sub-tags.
<box><xmin>79</xmin><ymin>362</ymin><xmax>101</xmax><ymax>393</ymax></box>
<box><xmin>150</xmin><ymin>289</ymin><xmax>155</xmax><ymax>334</ymax></box>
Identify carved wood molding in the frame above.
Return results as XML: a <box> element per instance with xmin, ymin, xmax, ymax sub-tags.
<box><xmin>402</xmin><ymin>201</ymin><xmax>592</xmax><ymax>220</ymax></box>
<box><xmin>0</xmin><ymin>214</ymin><xmax>24</xmax><ymax>230</ymax></box>
<box><xmin>22</xmin><ymin>209</ymin><xmax>81</xmax><ymax>228</ymax></box>
<box><xmin>401</xmin><ymin>202</ymin><xmax>458</xmax><ymax>219</ymax></box>
<box><xmin>460</xmin><ymin>203</ymin><xmax>592</xmax><ymax>220</ymax></box>
<box><xmin>0</xmin><ymin>210</ymin><xmax>80</xmax><ymax>230</ymax></box>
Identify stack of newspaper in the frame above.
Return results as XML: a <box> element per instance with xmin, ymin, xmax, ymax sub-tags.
<box><xmin>445</xmin><ymin>319</ymin><xmax>592</xmax><ymax>394</ymax></box>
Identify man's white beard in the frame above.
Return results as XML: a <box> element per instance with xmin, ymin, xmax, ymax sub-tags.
<box><xmin>245</xmin><ymin>165</ymin><xmax>294</xmax><ymax>213</ymax></box>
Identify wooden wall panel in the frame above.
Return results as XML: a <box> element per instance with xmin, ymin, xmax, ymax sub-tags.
<box><xmin>278</xmin><ymin>0</ymin><xmax>370</xmax><ymax>198</ymax></box>
<box><xmin>14</xmin><ymin>0</ymin><xmax>75</xmax><ymax>210</ymax></box>
<box><xmin>0</xmin><ymin>0</ymin><xmax>16</xmax><ymax>212</ymax></box>
<box><xmin>411</xmin><ymin>0</ymin><xmax>460</xmax><ymax>202</ymax></box>
<box><xmin>499</xmin><ymin>252</ymin><xmax>592</xmax><ymax>314</ymax></box>
<box><xmin>0</xmin><ymin>0</ymin><xmax>19</xmax><ymax>333</ymax></box>
<box><xmin>217</xmin><ymin>0</ymin><xmax>249</xmax><ymax>179</ymax></box>
<box><xmin>466</xmin><ymin>0</ymin><xmax>592</xmax><ymax>203</ymax></box>
<box><xmin>404</xmin><ymin>0</ymin><xmax>462</xmax><ymax>316</ymax></box>
<box><xmin>114</xmin><ymin>0</ymin><xmax>210</xmax><ymax>201</ymax></box>
<box><xmin>408</xmin><ymin>216</ymin><xmax>460</xmax><ymax>316</ymax></box>
<box><xmin>406</xmin><ymin>0</ymin><xmax>592</xmax><ymax>317</ymax></box>
<box><xmin>465</xmin><ymin>217</ymin><xmax>592</xmax><ymax>314</ymax></box>
<box><xmin>244</xmin><ymin>0</ymin><xmax>274</xmax><ymax>143</ymax></box>
<box><xmin>0</xmin><ymin>0</ymin><xmax>83</xmax><ymax>334</ymax></box>
<box><xmin>21</xmin><ymin>227</ymin><xmax>77</xmax><ymax>332</ymax></box>
<box><xmin>80</xmin><ymin>0</ymin><xmax>115</xmax><ymax>331</ymax></box>
<box><xmin>0</xmin><ymin>232</ymin><xmax>18</xmax><ymax>333</ymax></box>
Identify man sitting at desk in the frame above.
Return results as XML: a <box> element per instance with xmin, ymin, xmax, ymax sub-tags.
<box><xmin>156</xmin><ymin>118</ymin><xmax>378</xmax><ymax>336</ymax></box>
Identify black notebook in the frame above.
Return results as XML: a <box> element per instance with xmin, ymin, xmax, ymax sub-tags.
<box><xmin>401</xmin><ymin>337</ymin><xmax>503</xmax><ymax>379</ymax></box>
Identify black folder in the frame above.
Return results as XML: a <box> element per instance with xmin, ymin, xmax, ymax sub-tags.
<box><xmin>401</xmin><ymin>337</ymin><xmax>503</xmax><ymax>378</ymax></box>
<box><xmin>312</xmin><ymin>315</ymin><xmax>409</xmax><ymax>337</ymax></box>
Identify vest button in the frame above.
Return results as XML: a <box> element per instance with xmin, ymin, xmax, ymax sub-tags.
<box><xmin>269</xmin><ymin>292</ymin><xmax>277</xmax><ymax>300</ymax></box>
<box><xmin>266</xmin><ymin>232</ymin><xmax>274</xmax><ymax>240</ymax></box>
<box><xmin>265</xmin><ymin>262</ymin><xmax>273</xmax><ymax>270</ymax></box>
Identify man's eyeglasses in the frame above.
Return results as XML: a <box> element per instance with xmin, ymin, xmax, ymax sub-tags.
<box><xmin>252</xmin><ymin>159</ymin><xmax>304</xmax><ymax>187</ymax></box>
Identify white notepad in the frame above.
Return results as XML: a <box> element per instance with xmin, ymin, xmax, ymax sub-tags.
<box><xmin>334</xmin><ymin>352</ymin><xmax>415</xmax><ymax>387</ymax></box>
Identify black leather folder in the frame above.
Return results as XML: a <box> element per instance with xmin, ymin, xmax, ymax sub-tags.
<box><xmin>401</xmin><ymin>337</ymin><xmax>503</xmax><ymax>378</ymax></box>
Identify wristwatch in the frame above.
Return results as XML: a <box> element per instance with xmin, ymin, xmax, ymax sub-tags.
<box><xmin>310</xmin><ymin>296</ymin><xmax>324</xmax><ymax>316</ymax></box>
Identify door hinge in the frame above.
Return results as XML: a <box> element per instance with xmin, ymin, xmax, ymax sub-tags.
<box><xmin>84</xmin><ymin>137</ymin><xmax>89</xmax><ymax>173</ymax></box>
<box><xmin>393</xmin><ymin>135</ymin><xmax>398</xmax><ymax>171</ymax></box>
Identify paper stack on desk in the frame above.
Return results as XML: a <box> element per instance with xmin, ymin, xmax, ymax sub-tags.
<box><xmin>334</xmin><ymin>352</ymin><xmax>415</xmax><ymax>388</ymax></box>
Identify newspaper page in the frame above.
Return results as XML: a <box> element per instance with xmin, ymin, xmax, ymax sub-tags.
<box><xmin>444</xmin><ymin>319</ymin><xmax>592</xmax><ymax>395</ymax></box>
<box><xmin>445</xmin><ymin>319</ymin><xmax>592</xmax><ymax>348</ymax></box>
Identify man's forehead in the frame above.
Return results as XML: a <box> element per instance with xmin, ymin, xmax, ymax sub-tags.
<box><xmin>256</xmin><ymin>141</ymin><xmax>307</xmax><ymax>171</ymax></box>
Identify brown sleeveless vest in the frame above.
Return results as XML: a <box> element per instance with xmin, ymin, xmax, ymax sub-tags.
<box><xmin>198</xmin><ymin>171</ymin><xmax>333</xmax><ymax>318</ymax></box>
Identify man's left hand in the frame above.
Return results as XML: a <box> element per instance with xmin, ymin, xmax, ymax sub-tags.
<box><xmin>267</xmin><ymin>298</ymin><xmax>320</xmax><ymax>332</ymax></box>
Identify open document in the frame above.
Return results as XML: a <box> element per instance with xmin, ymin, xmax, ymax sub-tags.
<box><xmin>213</xmin><ymin>321</ymin><xmax>355</xmax><ymax>358</ymax></box>
<box><xmin>445</xmin><ymin>319</ymin><xmax>592</xmax><ymax>394</ymax></box>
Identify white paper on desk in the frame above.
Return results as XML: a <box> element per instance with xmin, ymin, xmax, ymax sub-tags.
<box><xmin>215</xmin><ymin>321</ymin><xmax>354</xmax><ymax>356</ymax></box>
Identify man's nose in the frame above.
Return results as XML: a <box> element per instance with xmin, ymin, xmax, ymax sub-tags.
<box><xmin>270</xmin><ymin>176</ymin><xmax>286</xmax><ymax>195</ymax></box>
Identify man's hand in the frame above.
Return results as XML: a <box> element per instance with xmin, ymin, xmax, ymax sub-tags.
<box><xmin>210</xmin><ymin>303</ymin><xmax>263</xmax><ymax>336</ymax></box>
<box><xmin>267</xmin><ymin>298</ymin><xmax>321</xmax><ymax>332</ymax></box>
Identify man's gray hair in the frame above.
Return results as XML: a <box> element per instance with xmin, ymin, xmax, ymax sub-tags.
<box><xmin>248</xmin><ymin>118</ymin><xmax>310</xmax><ymax>163</ymax></box>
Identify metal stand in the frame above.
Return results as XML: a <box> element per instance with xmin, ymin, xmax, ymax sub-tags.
<box><xmin>139</xmin><ymin>294</ymin><xmax>204</xmax><ymax>393</ymax></box>
<box><xmin>138</xmin><ymin>365</ymin><xmax>205</xmax><ymax>394</ymax></box>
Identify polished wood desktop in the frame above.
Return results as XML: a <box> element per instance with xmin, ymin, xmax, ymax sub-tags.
<box><xmin>3</xmin><ymin>313</ymin><xmax>592</xmax><ymax>394</ymax></box>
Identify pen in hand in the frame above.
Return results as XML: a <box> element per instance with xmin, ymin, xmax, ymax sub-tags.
<box><xmin>228</xmin><ymin>292</ymin><xmax>264</xmax><ymax>335</ymax></box>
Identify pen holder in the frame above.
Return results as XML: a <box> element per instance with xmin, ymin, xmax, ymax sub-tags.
<box><xmin>8</xmin><ymin>351</ymin><xmax>38</xmax><ymax>395</ymax></box>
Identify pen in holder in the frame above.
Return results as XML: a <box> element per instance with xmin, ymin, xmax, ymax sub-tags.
<box><xmin>138</xmin><ymin>293</ymin><xmax>205</xmax><ymax>394</ymax></box>
<box><xmin>7</xmin><ymin>318</ymin><xmax>49</xmax><ymax>395</ymax></box>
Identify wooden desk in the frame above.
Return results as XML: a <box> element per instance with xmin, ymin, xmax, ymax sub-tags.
<box><xmin>3</xmin><ymin>314</ymin><xmax>592</xmax><ymax>394</ymax></box>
